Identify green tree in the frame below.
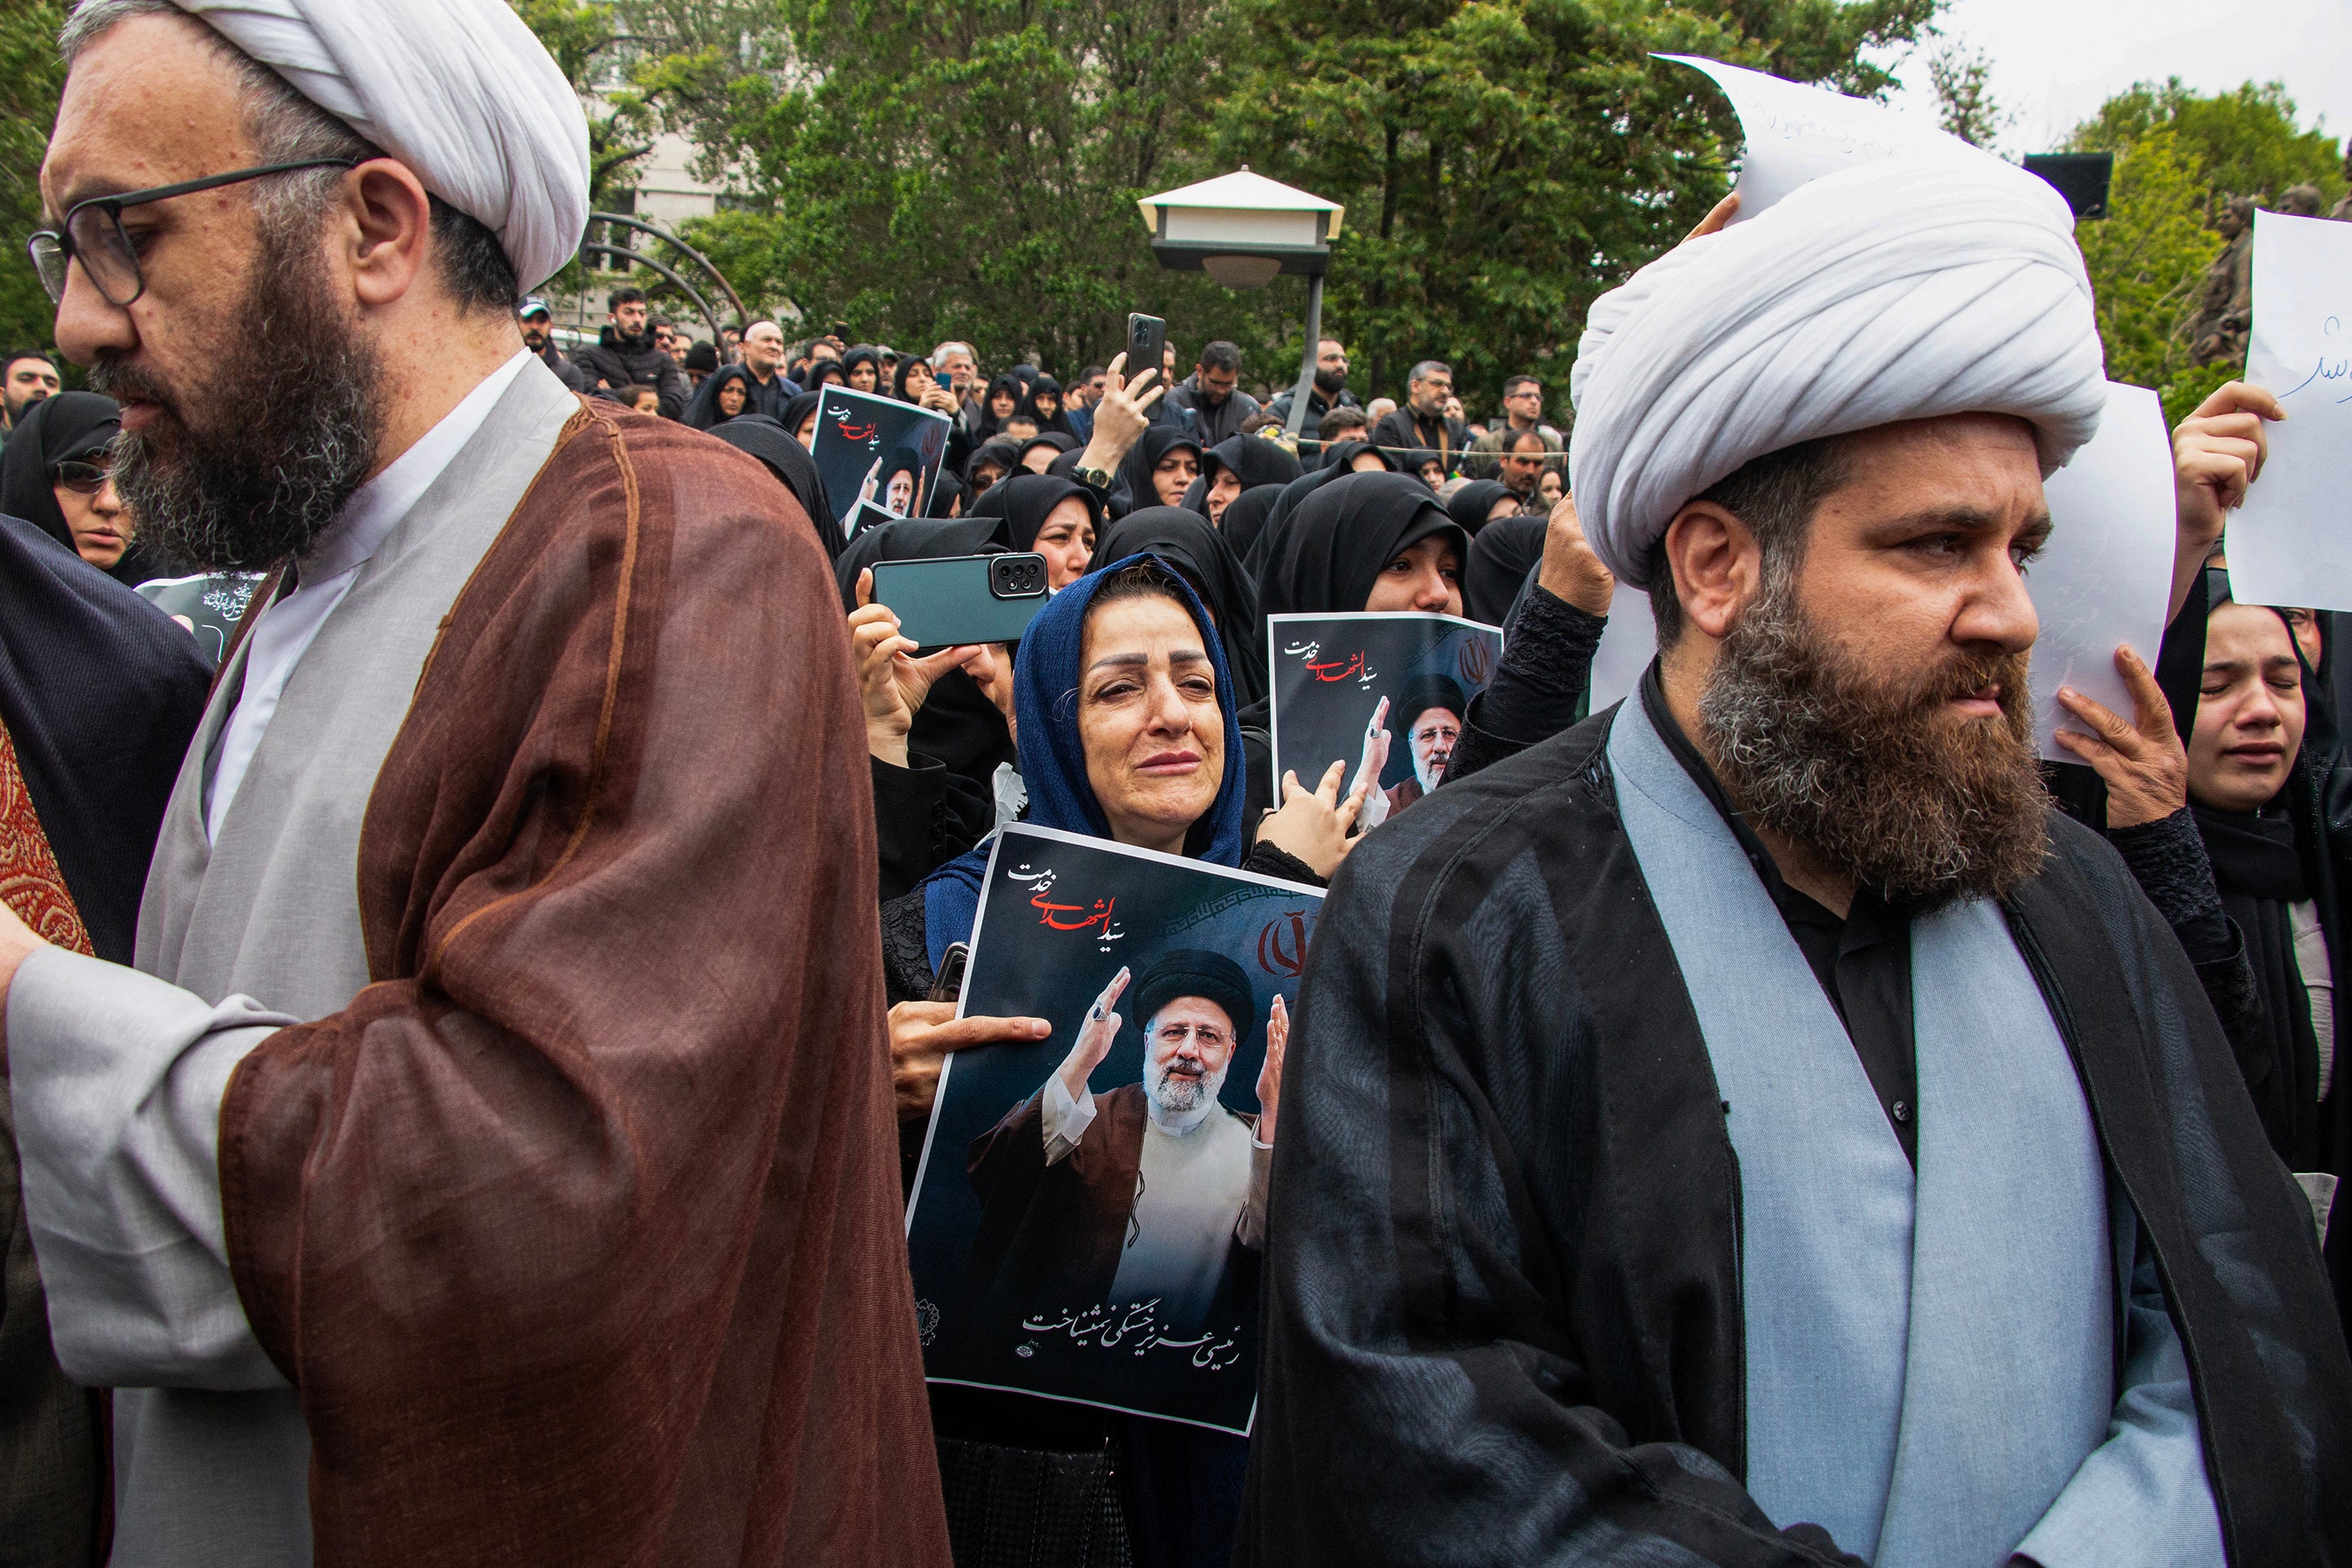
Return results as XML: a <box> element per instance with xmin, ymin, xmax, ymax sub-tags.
<box><xmin>0</xmin><ymin>0</ymin><xmax>67</xmax><ymax>359</ymax></box>
<box><xmin>1207</xmin><ymin>0</ymin><xmax>1935</xmax><ymax>410</ymax></box>
<box><xmin>1926</xmin><ymin>38</ymin><xmax>2011</xmax><ymax>149</ymax></box>
<box><xmin>2066</xmin><ymin>79</ymin><xmax>2343</xmax><ymax>421</ymax></box>
<box><xmin>2071</xmin><ymin>78</ymin><xmax>2343</xmax><ymax>212</ymax></box>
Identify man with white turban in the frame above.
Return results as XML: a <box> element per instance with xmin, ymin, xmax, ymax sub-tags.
<box><xmin>1240</xmin><ymin>162</ymin><xmax>2352</xmax><ymax>1566</ymax></box>
<box><xmin>7</xmin><ymin>3</ymin><xmax>949</xmax><ymax>1564</ymax></box>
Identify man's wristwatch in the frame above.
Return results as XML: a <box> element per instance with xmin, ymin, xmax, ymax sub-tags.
<box><xmin>1073</xmin><ymin>464</ymin><xmax>1116</xmax><ymax>491</ymax></box>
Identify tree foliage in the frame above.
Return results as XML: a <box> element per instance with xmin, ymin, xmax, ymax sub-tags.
<box><xmin>2066</xmin><ymin>78</ymin><xmax>2343</xmax><ymax>422</ymax></box>
<box><xmin>0</xmin><ymin>0</ymin><xmax>66</xmax><ymax>359</ymax></box>
<box><xmin>2071</xmin><ymin>79</ymin><xmax>2344</xmax><ymax>212</ymax></box>
<box><xmin>1926</xmin><ymin>38</ymin><xmax>2011</xmax><ymax>149</ymax></box>
<box><xmin>658</xmin><ymin>0</ymin><xmax>1931</xmax><ymax>413</ymax></box>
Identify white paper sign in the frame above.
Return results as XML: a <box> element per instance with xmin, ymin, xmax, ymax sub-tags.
<box><xmin>1588</xmin><ymin>585</ymin><xmax>1656</xmax><ymax>713</ymax></box>
<box><xmin>2227</xmin><ymin>209</ymin><xmax>2352</xmax><ymax>611</ymax></box>
<box><xmin>2030</xmin><ymin>382</ymin><xmax>2177</xmax><ymax>762</ymax></box>
<box><xmin>1659</xmin><ymin>54</ymin><xmax>2003</xmax><ymax>221</ymax></box>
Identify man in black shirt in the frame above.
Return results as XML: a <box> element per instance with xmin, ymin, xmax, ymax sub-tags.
<box><xmin>1243</xmin><ymin>168</ymin><xmax>2352</xmax><ymax>1566</ymax></box>
<box><xmin>1366</xmin><ymin>358</ymin><xmax>1466</xmax><ymax>463</ymax></box>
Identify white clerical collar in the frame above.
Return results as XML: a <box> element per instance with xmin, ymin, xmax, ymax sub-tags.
<box><xmin>298</xmin><ymin>349</ymin><xmax>531</xmax><ymax>582</ymax></box>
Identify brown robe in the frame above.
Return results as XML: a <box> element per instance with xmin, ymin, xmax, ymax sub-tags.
<box><xmin>215</xmin><ymin>403</ymin><xmax>949</xmax><ymax>1566</ymax></box>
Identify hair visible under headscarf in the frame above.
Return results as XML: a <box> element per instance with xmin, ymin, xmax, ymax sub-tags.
<box><xmin>684</xmin><ymin>363</ymin><xmax>758</xmax><ymax>431</ymax></box>
<box><xmin>1092</xmin><ymin>507</ymin><xmax>1266</xmax><ymax>706</ymax></box>
<box><xmin>1567</xmin><ymin>156</ymin><xmax>2106</xmax><ymax>587</ymax></box>
<box><xmin>917</xmin><ymin>553</ymin><xmax>1246</xmax><ymax>964</ymax></box>
<box><xmin>1114</xmin><ymin>425</ymin><xmax>1203</xmax><ymax>519</ymax></box>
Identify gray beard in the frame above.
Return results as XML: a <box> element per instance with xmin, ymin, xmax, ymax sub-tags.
<box><xmin>1146</xmin><ymin>1055</ymin><xmax>1229</xmax><ymax>1133</ymax></box>
<box><xmin>1698</xmin><ymin>571</ymin><xmax>2050</xmax><ymax>911</ymax></box>
<box><xmin>1414</xmin><ymin>752</ymin><xmax>1449</xmax><ymax>792</ymax></box>
<box><xmin>93</xmin><ymin>214</ymin><xmax>382</xmax><ymax>572</ymax></box>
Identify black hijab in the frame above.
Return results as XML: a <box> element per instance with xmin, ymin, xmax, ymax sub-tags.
<box><xmin>975</xmin><ymin>373</ymin><xmax>1025</xmax><ymax>443</ymax></box>
<box><xmin>0</xmin><ymin>392</ymin><xmax>164</xmax><ymax>586</ymax></box>
<box><xmin>707</xmin><ymin>414</ymin><xmax>846</xmax><ymax>560</ymax></box>
<box><xmin>891</xmin><ymin>355</ymin><xmax>934</xmax><ymax>404</ymax></box>
<box><xmin>1446</xmin><ymin>480</ymin><xmax>1519</xmax><ymax>538</ymax></box>
<box><xmin>1257</xmin><ymin>470</ymin><xmax>1465</xmax><ymax>624</ymax></box>
<box><xmin>1016</xmin><ymin>375</ymin><xmax>1076</xmax><ymax>438</ymax></box>
<box><xmin>1464</xmin><ymin>512</ymin><xmax>1545</xmax><ymax>627</ymax></box>
<box><xmin>1093</xmin><ymin>506</ymin><xmax>1266</xmax><ymax>706</ymax></box>
<box><xmin>840</xmin><ymin>344</ymin><xmax>885</xmax><ymax>392</ymax></box>
<box><xmin>1243</xmin><ymin>440</ymin><xmax>1400</xmax><ymax>580</ymax></box>
<box><xmin>1219</xmin><ymin>485</ymin><xmax>1283</xmax><ymax>572</ymax></box>
<box><xmin>803</xmin><ymin>358</ymin><xmax>846</xmax><ymax>392</ymax></box>
<box><xmin>832</xmin><ymin>514</ymin><xmax>1020</xmax><ymax>797</ymax></box>
<box><xmin>975</xmin><ymin>473</ymin><xmax>1101</xmax><ymax>554</ymax></box>
<box><xmin>780</xmin><ymin>390</ymin><xmax>823</xmax><ymax>445</ymax></box>
<box><xmin>683</xmin><ymin>363</ymin><xmax>759</xmax><ymax>431</ymax></box>
<box><xmin>0</xmin><ymin>513</ymin><xmax>208</xmax><ymax>962</ymax></box>
<box><xmin>965</xmin><ymin>438</ymin><xmax>1021</xmax><ymax>489</ymax></box>
<box><xmin>1181</xmin><ymin>432</ymin><xmax>1304</xmax><ymax>517</ymax></box>
<box><xmin>1014</xmin><ymin>431</ymin><xmax>1077</xmax><ymax>473</ymax></box>
<box><xmin>1113</xmin><ymin>425</ymin><xmax>1202</xmax><ymax>519</ymax></box>
<box><xmin>925</xmin><ymin>469</ymin><xmax>966</xmax><ymax>518</ymax></box>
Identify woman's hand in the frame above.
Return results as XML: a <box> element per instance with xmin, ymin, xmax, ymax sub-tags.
<box><xmin>1056</xmin><ymin>967</ymin><xmax>1130</xmax><ymax>1104</ymax></box>
<box><xmin>2053</xmin><ymin>645</ymin><xmax>2189</xmax><ymax>829</ymax></box>
<box><xmin>1253</xmin><ymin>994</ymin><xmax>1288</xmax><ymax>1146</ymax></box>
<box><xmin>1536</xmin><ymin>491</ymin><xmax>1612</xmax><ymax>616</ymax></box>
<box><xmin>1256</xmin><ymin>760</ymin><xmax>1371</xmax><ymax>879</ymax></box>
<box><xmin>920</xmin><ymin>386</ymin><xmax>961</xmax><ymax>415</ymax></box>
<box><xmin>2170</xmin><ymin>381</ymin><xmax>2281</xmax><ymax>623</ymax></box>
<box><xmin>1073</xmin><ymin>351</ymin><xmax>1163</xmax><ymax>478</ymax></box>
<box><xmin>851</xmin><ymin>568</ymin><xmax>987</xmax><ymax>765</ymax></box>
<box><xmin>889</xmin><ymin>1000</ymin><xmax>1052</xmax><ymax>1121</ymax></box>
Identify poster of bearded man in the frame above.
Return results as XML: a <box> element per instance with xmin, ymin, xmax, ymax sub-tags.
<box><xmin>1266</xmin><ymin>610</ymin><xmax>1500</xmax><ymax>831</ymax></box>
<box><xmin>904</xmin><ymin>824</ymin><xmax>1322</xmax><ymax>1434</ymax></box>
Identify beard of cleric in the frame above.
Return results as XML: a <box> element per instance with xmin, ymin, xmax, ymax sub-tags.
<box><xmin>93</xmin><ymin>203</ymin><xmax>383</xmax><ymax>572</ymax></box>
<box><xmin>1699</xmin><ymin>566</ymin><xmax>2049</xmax><ymax>912</ymax></box>
<box><xmin>1146</xmin><ymin>1041</ymin><xmax>1230</xmax><ymax>1120</ymax></box>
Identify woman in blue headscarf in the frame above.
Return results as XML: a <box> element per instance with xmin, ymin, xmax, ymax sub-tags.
<box><xmin>874</xmin><ymin>552</ymin><xmax>1365</xmax><ymax>1568</ymax></box>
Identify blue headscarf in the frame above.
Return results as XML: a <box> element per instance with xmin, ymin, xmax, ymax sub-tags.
<box><xmin>919</xmin><ymin>551</ymin><xmax>1248</xmax><ymax>967</ymax></box>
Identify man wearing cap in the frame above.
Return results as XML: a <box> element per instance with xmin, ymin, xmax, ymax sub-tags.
<box><xmin>516</xmin><ymin>293</ymin><xmax>589</xmax><ymax>393</ymax></box>
<box><xmin>966</xmin><ymin>951</ymin><xmax>1283</xmax><ymax>1339</ymax></box>
<box><xmin>9</xmin><ymin>2</ymin><xmax>947</xmax><ymax>1565</ymax></box>
<box><xmin>1377</xmin><ymin>674</ymin><xmax>1463</xmax><ymax>818</ymax></box>
<box><xmin>1242</xmin><ymin>164</ymin><xmax>2352</xmax><ymax>1565</ymax></box>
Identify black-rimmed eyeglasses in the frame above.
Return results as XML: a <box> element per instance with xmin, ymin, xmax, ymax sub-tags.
<box><xmin>28</xmin><ymin>160</ymin><xmax>358</xmax><ymax>308</ymax></box>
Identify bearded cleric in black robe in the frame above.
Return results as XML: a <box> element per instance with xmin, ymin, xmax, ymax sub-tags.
<box><xmin>966</xmin><ymin>949</ymin><xmax>1269</xmax><ymax>1341</ymax></box>
<box><xmin>1240</xmin><ymin>157</ymin><xmax>2352</xmax><ymax>1567</ymax></box>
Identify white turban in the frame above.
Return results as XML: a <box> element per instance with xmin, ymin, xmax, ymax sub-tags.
<box><xmin>1567</xmin><ymin>157</ymin><xmax>2107</xmax><ymax>587</ymax></box>
<box><xmin>172</xmin><ymin>0</ymin><xmax>591</xmax><ymax>292</ymax></box>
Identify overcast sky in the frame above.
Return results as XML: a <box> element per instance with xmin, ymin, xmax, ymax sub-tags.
<box><xmin>1871</xmin><ymin>0</ymin><xmax>2352</xmax><ymax>156</ymax></box>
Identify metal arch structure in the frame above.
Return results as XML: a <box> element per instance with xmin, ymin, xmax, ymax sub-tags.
<box><xmin>581</xmin><ymin>210</ymin><xmax>751</xmax><ymax>339</ymax></box>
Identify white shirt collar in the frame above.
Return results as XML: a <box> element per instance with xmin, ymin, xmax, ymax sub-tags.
<box><xmin>299</xmin><ymin>349</ymin><xmax>533</xmax><ymax>583</ymax></box>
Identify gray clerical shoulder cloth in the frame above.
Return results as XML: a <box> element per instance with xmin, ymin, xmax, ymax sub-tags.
<box><xmin>1605</xmin><ymin>693</ymin><xmax>2222</xmax><ymax>1567</ymax></box>
<box><xmin>24</xmin><ymin>361</ymin><xmax>580</xmax><ymax>1568</ymax></box>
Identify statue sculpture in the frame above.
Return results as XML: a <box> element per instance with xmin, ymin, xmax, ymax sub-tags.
<box><xmin>2281</xmin><ymin>184</ymin><xmax>2326</xmax><ymax>217</ymax></box>
<box><xmin>2188</xmin><ymin>196</ymin><xmax>2256</xmax><ymax>368</ymax></box>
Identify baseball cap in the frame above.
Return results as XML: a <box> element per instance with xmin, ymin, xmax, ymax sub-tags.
<box><xmin>517</xmin><ymin>295</ymin><xmax>553</xmax><ymax>319</ymax></box>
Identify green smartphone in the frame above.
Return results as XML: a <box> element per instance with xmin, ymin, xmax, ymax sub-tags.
<box><xmin>871</xmin><ymin>551</ymin><xmax>1050</xmax><ymax>651</ymax></box>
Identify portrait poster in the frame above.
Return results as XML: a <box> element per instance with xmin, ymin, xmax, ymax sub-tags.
<box><xmin>1265</xmin><ymin>611</ymin><xmax>1502</xmax><ymax>820</ymax></box>
<box><xmin>810</xmin><ymin>384</ymin><xmax>951</xmax><ymax>537</ymax></box>
<box><xmin>842</xmin><ymin>499</ymin><xmax>899</xmax><ymax>542</ymax></box>
<box><xmin>905</xmin><ymin>824</ymin><xmax>1323</xmax><ymax>1436</ymax></box>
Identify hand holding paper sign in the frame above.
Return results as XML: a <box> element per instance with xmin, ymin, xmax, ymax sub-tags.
<box><xmin>2051</xmin><ymin>648</ymin><xmax>2189</xmax><ymax>829</ymax></box>
<box><xmin>1256</xmin><ymin>760</ymin><xmax>1370</xmax><ymax>876</ymax></box>
<box><xmin>1056</xmin><ymin>966</ymin><xmax>1130</xmax><ymax>1104</ymax></box>
<box><xmin>1255</xmin><ymin>994</ymin><xmax>1288</xmax><ymax>1146</ymax></box>
<box><xmin>2171</xmin><ymin>382</ymin><xmax>2281</xmax><ymax>622</ymax></box>
<box><xmin>886</xmin><ymin>1001</ymin><xmax>1049</xmax><ymax>1122</ymax></box>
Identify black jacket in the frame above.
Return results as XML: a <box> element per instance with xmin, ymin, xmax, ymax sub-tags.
<box><xmin>1369</xmin><ymin>406</ymin><xmax>1467</xmax><ymax>462</ymax></box>
<box><xmin>1163</xmin><ymin>375</ymin><xmax>1262</xmax><ymax>446</ymax></box>
<box><xmin>1264</xmin><ymin>383</ymin><xmax>1360</xmax><ymax>448</ymax></box>
<box><xmin>533</xmin><ymin>341</ymin><xmax>593</xmax><ymax>395</ymax></box>
<box><xmin>570</xmin><ymin>326</ymin><xmax>688</xmax><ymax>418</ymax></box>
<box><xmin>1240</xmin><ymin>702</ymin><xmax>2352</xmax><ymax>1566</ymax></box>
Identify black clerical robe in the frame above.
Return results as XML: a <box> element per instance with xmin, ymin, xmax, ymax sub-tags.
<box><xmin>1237</xmin><ymin>704</ymin><xmax>2352</xmax><ymax>1566</ymax></box>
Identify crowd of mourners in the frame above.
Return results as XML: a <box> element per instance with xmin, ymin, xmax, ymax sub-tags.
<box><xmin>3</xmin><ymin>2</ymin><xmax>2350</xmax><ymax>1567</ymax></box>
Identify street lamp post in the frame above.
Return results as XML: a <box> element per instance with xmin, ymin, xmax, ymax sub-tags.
<box><xmin>1137</xmin><ymin>169</ymin><xmax>1344</xmax><ymax>442</ymax></box>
